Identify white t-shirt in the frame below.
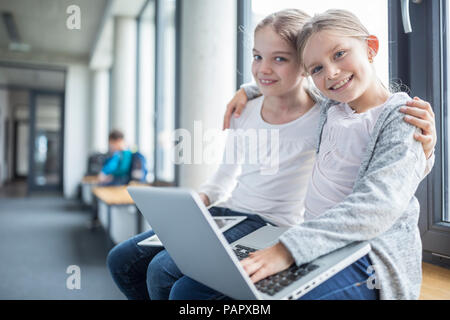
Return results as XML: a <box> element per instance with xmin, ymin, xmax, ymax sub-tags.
<box><xmin>305</xmin><ymin>93</ymin><xmax>407</xmax><ymax>219</ymax></box>
<box><xmin>199</xmin><ymin>96</ymin><xmax>320</xmax><ymax>227</ymax></box>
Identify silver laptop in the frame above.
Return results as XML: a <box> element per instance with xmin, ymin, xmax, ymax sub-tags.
<box><xmin>128</xmin><ymin>186</ymin><xmax>371</xmax><ymax>300</ymax></box>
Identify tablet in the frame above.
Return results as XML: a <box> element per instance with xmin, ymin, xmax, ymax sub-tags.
<box><xmin>137</xmin><ymin>216</ymin><xmax>247</xmax><ymax>247</ymax></box>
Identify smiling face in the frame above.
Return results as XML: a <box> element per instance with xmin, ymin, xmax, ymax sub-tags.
<box><xmin>252</xmin><ymin>26</ymin><xmax>304</xmax><ymax>98</ymax></box>
<box><xmin>302</xmin><ymin>30</ymin><xmax>377</xmax><ymax>108</ymax></box>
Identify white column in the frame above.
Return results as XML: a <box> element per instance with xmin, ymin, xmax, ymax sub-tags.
<box><xmin>178</xmin><ymin>0</ymin><xmax>237</xmax><ymax>189</ymax></box>
<box><xmin>64</xmin><ymin>64</ymin><xmax>90</xmax><ymax>198</ymax></box>
<box><xmin>0</xmin><ymin>89</ymin><xmax>8</xmax><ymax>186</ymax></box>
<box><xmin>111</xmin><ymin>16</ymin><xmax>137</xmax><ymax>147</ymax></box>
<box><xmin>90</xmin><ymin>69</ymin><xmax>109</xmax><ymax>153</ymax></box>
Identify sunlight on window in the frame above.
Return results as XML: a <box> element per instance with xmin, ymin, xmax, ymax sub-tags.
<box><xmin>156</xmin><ymin>0</ymin><xmax>176</xmax><ymax>183</ymax></box>
<box><xmin>138</xmin><ymin>0</ymin><xmax>156</xmax><ymax>183</ymax></box>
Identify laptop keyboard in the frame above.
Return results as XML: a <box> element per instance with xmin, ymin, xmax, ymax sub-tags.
<box><xmin>233</xmin><ymin>245</ymin><xmax>319</xmax><ymax>296</ymax></box>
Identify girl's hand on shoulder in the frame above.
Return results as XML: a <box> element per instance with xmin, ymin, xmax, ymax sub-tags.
<box><xmin>223</xmin><ymin>88</ymin><xmax>248</xmax><ymax>130</ymax></box>
<box><xmin>240</xmin><ymin>242</ymin><xmax>294</xmax><ymax>283</ymax></box>
<box><xmin>400</xmin><ymin>97</ymin><xmax>436</xmax><ymax>159</ymax></box>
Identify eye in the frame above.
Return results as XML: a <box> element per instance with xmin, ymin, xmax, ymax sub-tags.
<box><xmin>334</xmin><ymin>50</ymin><xmax>346</xmax><ymax>59</ymax></box>
<box><xmin>310</xmin><ymin>65</ymin><xmax>322</xmax><ymax>75</ymax></box>
<box><xmin>253</xmin><ymin>55</ymin><xmax>262</xmax><ymax>61</ymax></box>
<box><xmin>275</xmin><ymin>56</ymin><xmax>287</xmax><ymax>62</ymax></box>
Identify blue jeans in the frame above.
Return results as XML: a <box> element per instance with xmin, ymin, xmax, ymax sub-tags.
<box><xmin>168</xmin><ymin>255</ymin><xmax>379</xmax><ymax>300</ymax></box>
<box><xmin>107</xmin><ymin>207</ymin><xmax>269</xmax><ymax>300</ymax></box>
<box><xmin>146</xmin><ymin>207</ymin><xmax>270</xmax><ymax>299</ymax></box>
<box><xmin>106</xmin><ymin>229</ymin><xmax>161</xmax><ymax>300</ymax></box>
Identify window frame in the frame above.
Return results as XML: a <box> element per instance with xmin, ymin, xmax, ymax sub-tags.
<box><xmin>236</xmin><ymin>0</ymin><xmax>252</xmax><ymax>89</ymax></box>
<box><xmin>136</xmin><ymin>0</ymin><xmax>156</xmax><ymax>183</ymax></box>
<box><xmin>136</xmin><ymin>0</ymin><xmax>179</xmax><ymax>186</ymax></box>
<box><xmin>392</xmin><ymin>0</ymin><xmax>450</xmax><ymax>266</ymax></box>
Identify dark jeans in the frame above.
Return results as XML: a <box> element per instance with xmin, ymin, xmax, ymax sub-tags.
<box><xmin>168</xmin><ymin>254</ymin><xmax>380</xmax><ymax>300</ymax></box>
<box><xmin>106</xmin><ymin>207</ymin><xmax>269</xmax><ymax>300</ymax></box>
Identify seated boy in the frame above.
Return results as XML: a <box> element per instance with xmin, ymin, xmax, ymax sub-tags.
<box><xmin>98</xmin><ymin>130</ymin><xmax>133</xmax><ymax>186</ymax></box>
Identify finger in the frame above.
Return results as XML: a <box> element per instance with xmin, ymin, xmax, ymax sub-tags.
<box><xmin>405</xmin><ymin>97</ymin><xmax>429</xmax><ymax>109</ymax></box>
<box><xmin>414</xmin><ymin>132</ymin><xmax>433</xmax><ymax>145</ymax></box>
<box><xmin>223</xmin><ymin>105</ymin><xmax>236</xmax><ymax>130</ymax></box>
<box><xmin>405</xmin><ymin>98</ymin><xmax>435</xmax><ymax>117</ymax></box>
<box><xmin>414</xmin><ymin>133</ymin><xmax>434</xmax><ymax>159</ymax></box>
<box><xmin>234</xmin><ymin>102</ymin><xmax>246</xmax><ymax>118</ymax></box>
<box><xmin>240</xmin><ymin>256</ymin><xmax>262</xmax><ymax>274</ymax></box>
<box><xmin>400</xmin><ymin>106</ymin><xmax>430</xmax><ymax>121</ymax></box>
<box><xmin>403</xmin><ymin>116</ymin><xmax>432</xmax><ymax>134</ymax></box>
<box><xmin>250</xmin><ymin>266</ymin><xmax>272</xmax><ymax>283</ymax></box>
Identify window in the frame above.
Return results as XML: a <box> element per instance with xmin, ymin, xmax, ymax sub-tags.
<box><xmin>137</xmin><ymin>0</ymin><xmax>156</xmax><ymax>183</ymax></box>
<box><xmin>239</xmin><ymin>0</ymin><xmax>389</xmax><ymax>86</ymax></box>
<box><xmin>155</xmin><ymin>0</ymin><xmax>177</xmax><ymax>184</ymax></box>
<box><xmin>400</xmin><ymin>0</ymin><xmax>450</xmax><ymax>263</ymax></box>
<box><xmin>136</xmin><ymin>0</ymin><xmax>177</xmax><ymax>185</ymax></box>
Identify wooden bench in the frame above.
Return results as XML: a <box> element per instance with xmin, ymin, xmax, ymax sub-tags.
<box><xmin>81</xmin><ymin>175</ymin><xmax>100</xmax><ymax>206</ymax></box>
<box><xmin>420</xmin><ymin>262</ymin><xmax>450</xmax><ymax>300</ymax></box>
<box><xmin>92</xmin><ymin>182</ymin><xmax>151</xmax><ymax>247</ymax></box>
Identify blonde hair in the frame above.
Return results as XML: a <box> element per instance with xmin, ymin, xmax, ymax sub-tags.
<box><xmin>297</xmin><ymin>9</ymin><xmax>372</xmax><ymax>72</ymax></box>
<box><xmin>255</xmin><ymin>9</ymin><xmax>311</xmax><ymax>55</ymax></box>
<box><xmin>254</xmin><ymin>9</ymin><xmax>323</xmax><ymax>102</ymax></box>
<box><xmin>297</xmin><ymin>9</ymin><xmax>393</xmax><ymax>95</ymax></box>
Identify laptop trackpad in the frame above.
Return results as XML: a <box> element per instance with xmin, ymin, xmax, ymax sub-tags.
<box><xmin>233</xmin><ymin>225</ymin><xmax>290</xmax><ymax>250</ymax></box>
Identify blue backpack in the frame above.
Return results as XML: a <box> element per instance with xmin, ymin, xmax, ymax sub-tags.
<box><xmin>130</xmin><ymin>152</ymin><xmax>148</xmax><ymax>182</ymax></box>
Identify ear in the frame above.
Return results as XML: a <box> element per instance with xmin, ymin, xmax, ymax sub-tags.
<box><xmin>366</xmin><ymin>35</ymin><xmax>379</xmax><ymax>61</ymax></box>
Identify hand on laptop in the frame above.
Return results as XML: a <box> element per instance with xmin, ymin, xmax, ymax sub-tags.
<box><xmin>240</xmin><ymin>242</ymin><xmax>294</xmax><ymax>283</ymax></box>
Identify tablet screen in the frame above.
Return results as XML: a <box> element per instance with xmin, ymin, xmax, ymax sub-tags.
<box><xmin>138</xmin><ymin>216</ymin><xmax>247</xmax><ymax>246</ymax></box>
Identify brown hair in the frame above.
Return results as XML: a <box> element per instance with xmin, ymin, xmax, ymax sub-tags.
<box><xmin>108</xmin><ymin>129</ymin><xmax>124</xmax><ymax>141</ymax></box>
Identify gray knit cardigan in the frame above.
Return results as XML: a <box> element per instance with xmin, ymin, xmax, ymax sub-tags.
<box><xmin>279</xmin><ymin>92</ymin><xmax>427</xmax><ymax>300</ymax></box>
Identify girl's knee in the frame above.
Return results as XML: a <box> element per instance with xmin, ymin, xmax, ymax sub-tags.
<box><xmin>146</xmin><ymin>255</ymin><xmax>164</xmax><ymax>284</ymax></box>
<box><xmin>169</xmin><ymin>278</ymin><xmax>189</xmax><ymax>300</ymax></box>
<box><xmin>106</xmin><ymin>238</ymin><xmax>142</xmax><ymax>274</ymax></box>
<box><xmin>106</xmin><ymin>243</ymin><xmax>125</xmax><ymax>274</ymax></box>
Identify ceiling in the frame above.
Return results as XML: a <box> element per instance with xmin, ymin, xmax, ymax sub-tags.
<box><xmin>0</xmin><ymin>0</ymin><xmax>147</xmax><ymax>89</ymax></box>
<box><xmin>0</xmin><ymin>0</ymin><xmax>108</xmax><ymax>90</ymax></box>
<box><xmin>0</xmin><ymin>0</ymin><xmax>108</xmax><ymax>61</ymax></box>
<box><xmin>0</xmin><ymin>65</ymin><xmax>65</xmax><ymax>90</ymax></box>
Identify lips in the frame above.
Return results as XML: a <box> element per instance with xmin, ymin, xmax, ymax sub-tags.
<box><xmin>329</xmin><ymin>75</ymin><xmax>353</xmax><ymax>90</ymax></box>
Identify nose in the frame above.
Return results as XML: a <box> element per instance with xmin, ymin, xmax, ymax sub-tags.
<box><xmin>326</xmin><ymin>64</ymin><xmax>340</xmax><ymax>80</ymax></box>
<box><xmin>259</xmin><ymin>59</ymin><xmax>272</xmax><ymax>74</ymax></box>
